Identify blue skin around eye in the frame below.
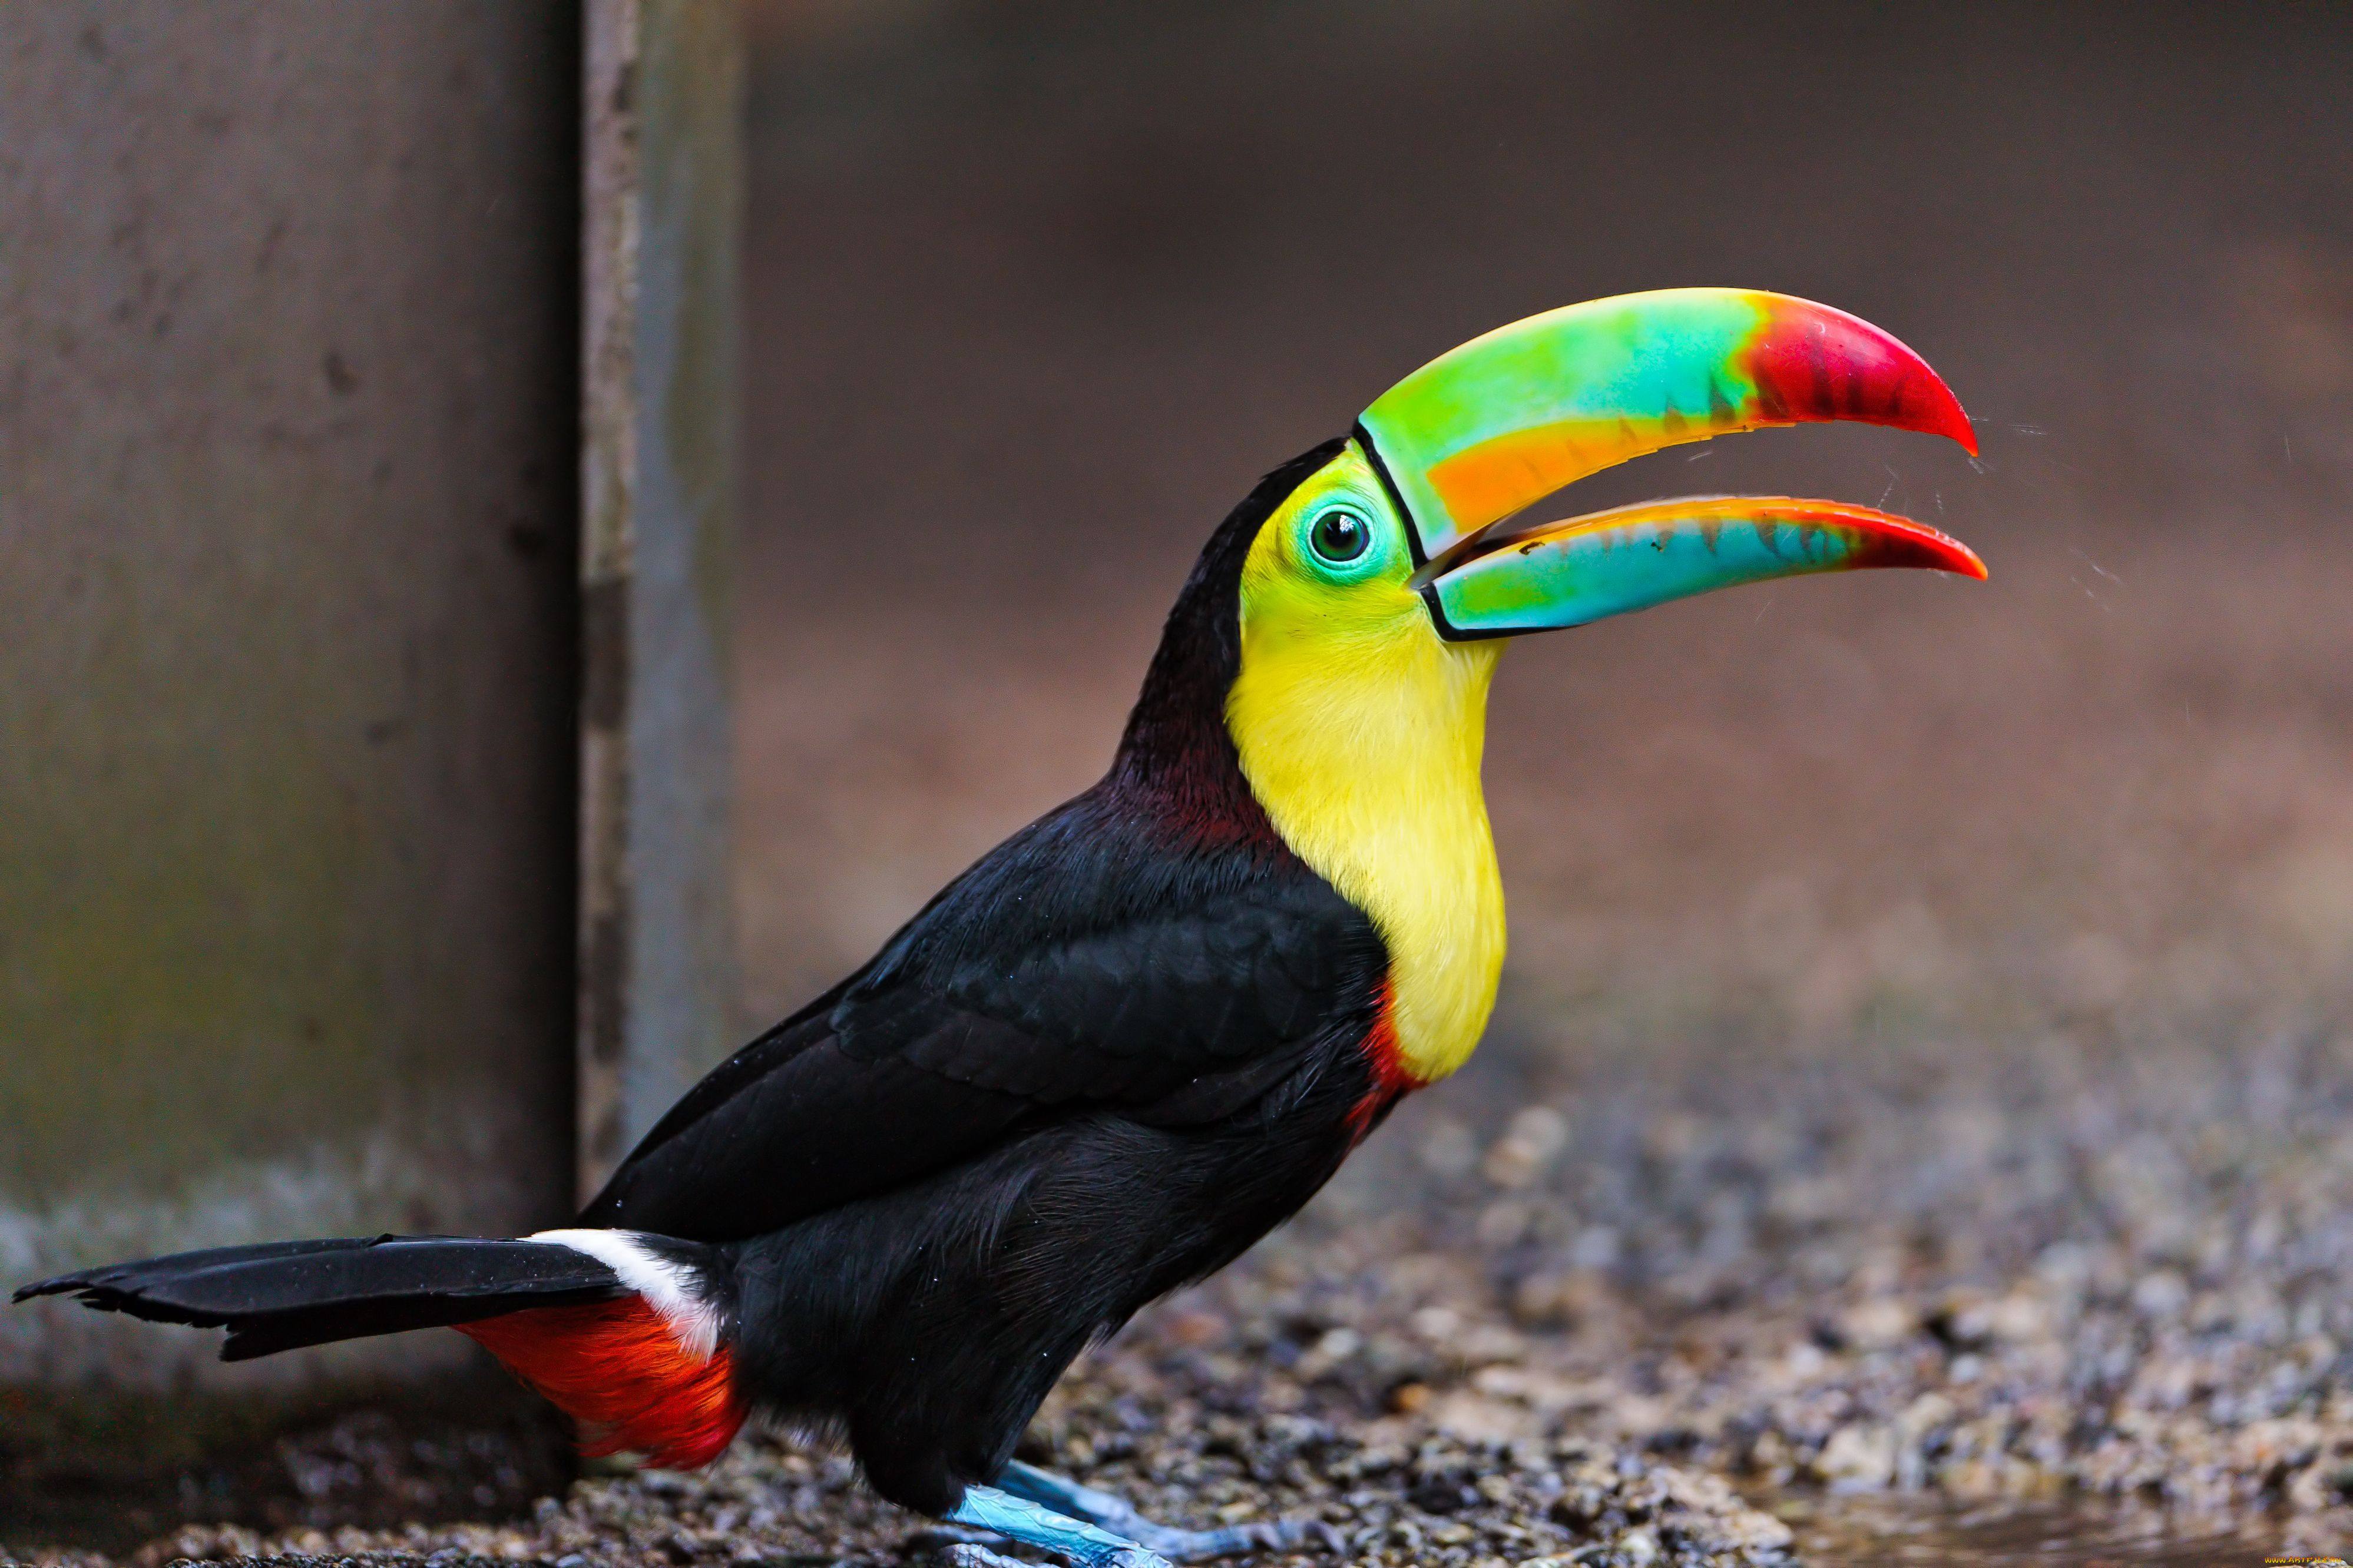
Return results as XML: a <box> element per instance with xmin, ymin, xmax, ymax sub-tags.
<box><xmin>1298</xmin><ymin>499</ymin><xmax>1406</xmax><ymax>585</ymax></box>
<box><xmin>1311</xmin><ymin>510</ymin><xmax>1366</xmax><ymax>561</ymax></box>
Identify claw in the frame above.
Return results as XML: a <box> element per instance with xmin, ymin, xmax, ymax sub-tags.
<box><xmin>947</xmin><ymin>1482</ymin><xmax>1174</xmax><ymax>1568</ymax></box>
<box><xmin>942</xmin><ymin>1546</ymin><xmax>1172</xmax><ymax>1568</ymax></box>
<box><xmin>991</xmin><ymin>1461</ymin><xmax>1341</xmax><ymax>1563</ymax></box>
<box><xmin>947</xmin><ymin>1546</ymin><xmax>1041</xmax><ymax>1568</ymax></box>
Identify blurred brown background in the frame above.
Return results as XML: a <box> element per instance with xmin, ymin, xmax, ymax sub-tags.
<box><xmin>732</xmin><ymin>0</ymin><xmax>2353</xmax><ymax>1072</ymax></box>
<box><xmin>2</xmin><ymin>1</ymin><xmax>2349</xmax><ymax>1554</ymax></box>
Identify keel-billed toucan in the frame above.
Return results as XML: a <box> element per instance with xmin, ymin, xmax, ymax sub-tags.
<box><xmin>20</xmin><ymin>290</ymin><xmax>1981</xmax><ymax>1568</ymax></box>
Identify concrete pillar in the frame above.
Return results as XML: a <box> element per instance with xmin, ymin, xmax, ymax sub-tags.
<box><xmin>0</xmin><ymin>0</ymin><xmax>581</xmax><ymax>1423</ymax></box>
<box><xmin>1</xmin><ymin>4</ymin><xmax>745</xmax><ymax>1496</ymax></box>
<box><xmin>577</xmin><ymin>0</ymin><xmax>743</xmax><ymax>1201</ymax></box>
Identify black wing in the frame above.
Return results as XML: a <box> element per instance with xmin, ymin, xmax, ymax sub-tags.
<box><xmin>583</xmin><ymin>784</ymin><xmax>1385</xmax><ymax>1242</ymax></box>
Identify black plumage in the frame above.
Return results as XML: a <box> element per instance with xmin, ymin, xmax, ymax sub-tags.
<box><xmin>22</xmin><ymin>440</ymin><xmax>1402</xmax><ymax>1521</ymax></box>
<box><xmin>575</xmin><ymin>439</ymin><xmax>1395</xmax><ymax>1510</ymax></box>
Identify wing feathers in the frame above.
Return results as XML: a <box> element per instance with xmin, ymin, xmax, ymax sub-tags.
<box><xmin>583</xmin><ymin>785</ymin><xmax>1386</xmax><ymax>1242</ymax></box>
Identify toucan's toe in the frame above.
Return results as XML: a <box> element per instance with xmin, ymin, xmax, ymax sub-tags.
<box><xmin>1131</xmin><ymin>1515</ymin><xmax>1345</xmax><ymax>1562</ymax></box>
<box><xmin>990</xmin><ymin>1461</ymin><xmax>1338</xmax><ymax>1562</ymax></box>
<box><xmin>945</xmin><ymin>1546</ymin><xmax>1041</xmax><ymax>1568</ymax></box>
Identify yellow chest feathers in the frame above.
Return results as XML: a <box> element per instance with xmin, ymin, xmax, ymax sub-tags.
<box><xmin>1226</xmin><ymin>576</ymin><xmax>1506</xmax><ymax>1085</ymax></box>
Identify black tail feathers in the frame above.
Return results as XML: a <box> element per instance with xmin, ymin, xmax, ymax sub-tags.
<box><xmin>15</xmin><ymin>1234</ymin><xmax>634</xmax><ymax>1361</ymax></box>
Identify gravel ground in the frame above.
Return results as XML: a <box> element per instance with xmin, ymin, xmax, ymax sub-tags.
<box><xmin>24</xmin><ymin>1332</ymin><xmax>1800</xmax><ymax>1568</ymax></box>
<box><xmin>1223</xmin><ymin>999</ymin><xmax>2353</xmax><ymax>1559</ymax></box>
<box><xmin>18</xmin><ymin>985</ymin><xmax>2353</xmax><ymax>1567</ymax></box>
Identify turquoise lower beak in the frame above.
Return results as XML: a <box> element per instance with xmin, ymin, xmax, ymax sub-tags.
<box><xmin>1419</xmin><ymin>495</ymin><xmax>1988</xmax><ymax>640</ymax></box>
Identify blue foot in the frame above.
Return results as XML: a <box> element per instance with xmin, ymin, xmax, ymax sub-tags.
<box><xmin>945</xmin><ymin>1546</ymin><xmax>1059</xmax><ymax>1568</ymax></box>
<box><xmin>995</xmin><ymin>1460</ymin><xmax>1342</xmax><ymax>1563</ymax></box>
<box><xmin>947</xmin><ymin>1482</ymin><xmax>1173</xmax><ymax>1568</ymax></box>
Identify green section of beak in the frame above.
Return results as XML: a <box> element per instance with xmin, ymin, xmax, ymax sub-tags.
<box><xmin>1422</xmin><ymin>496</ymin><xmax>1988</xmax><ymax>640</ymax></box>
<box><xmin>1358</xmin><ymin>288</ymin><xmax>1977</xmax><ymax>563</ymax></box>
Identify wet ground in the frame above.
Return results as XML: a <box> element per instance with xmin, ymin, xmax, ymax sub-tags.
<box><xmin>1790</xmin><ymin>1496</ymin><xmax>2278</xmax><ymax>1568</ymax></box>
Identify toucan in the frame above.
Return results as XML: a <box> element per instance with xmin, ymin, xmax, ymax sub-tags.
<box><xmin>19</xmin><ymin>290</ymin><xmax>1981</xmax><ymax>1568</ymax></box>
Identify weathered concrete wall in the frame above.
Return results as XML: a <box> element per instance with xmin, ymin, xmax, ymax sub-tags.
<box><xmin>0</xmin><ymin>3</ymin><xmax>580</xmax><ymax>1393</ymax></box>
<box><xmin>577</xmin><ymin>0</ymin><xmax>742</xmax><ymax>1201</ymax></box>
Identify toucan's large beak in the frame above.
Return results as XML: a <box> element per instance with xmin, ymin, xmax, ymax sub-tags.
<box><xmin>1416</xmin><ymin>495</ymin><xmax>1984</xmax><ymax>637</ymax></box>
<box><xmin>1355</xmin><ymin>289</ymin><xmax>1984</xmax><ymax>639</ymax></box>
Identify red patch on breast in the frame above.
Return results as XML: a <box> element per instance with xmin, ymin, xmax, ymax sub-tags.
<box><xmin>1346</xmin><ymin>982</ymin><xmax>1422</xmax><ymax>1141</ymax></box>
<box><xmin>459</xmin><ymin>1297</ymin><xmax>744</xmax><ymax>1470</ymax></box>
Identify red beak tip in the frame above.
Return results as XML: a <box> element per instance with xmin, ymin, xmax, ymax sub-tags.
<box><xmin>1945</xmin><ymin>543</ymin><xmax>1990</xmax><ymax>581</ymax></box>
<box><xmin>1907</xmin><ymin>376</ymin><xmax>1977</xmax><ymax>456</ymax></box>
<box><xmin>1749</xmin><ymin>296</ymin><xmax>1980</xmax><ymax>458</ymax></box>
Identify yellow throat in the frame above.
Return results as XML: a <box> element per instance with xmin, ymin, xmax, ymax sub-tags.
<box><xmin>1225</xmin><ymin>448</ymin><xmax>1507</xmax><ymax>1085</ymax></box>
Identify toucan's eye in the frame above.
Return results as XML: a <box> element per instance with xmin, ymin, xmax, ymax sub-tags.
<box><xmin>1308</xmin><ymin>508</ymin><xmax>1371</xmax><ymax>565</ymax></box>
